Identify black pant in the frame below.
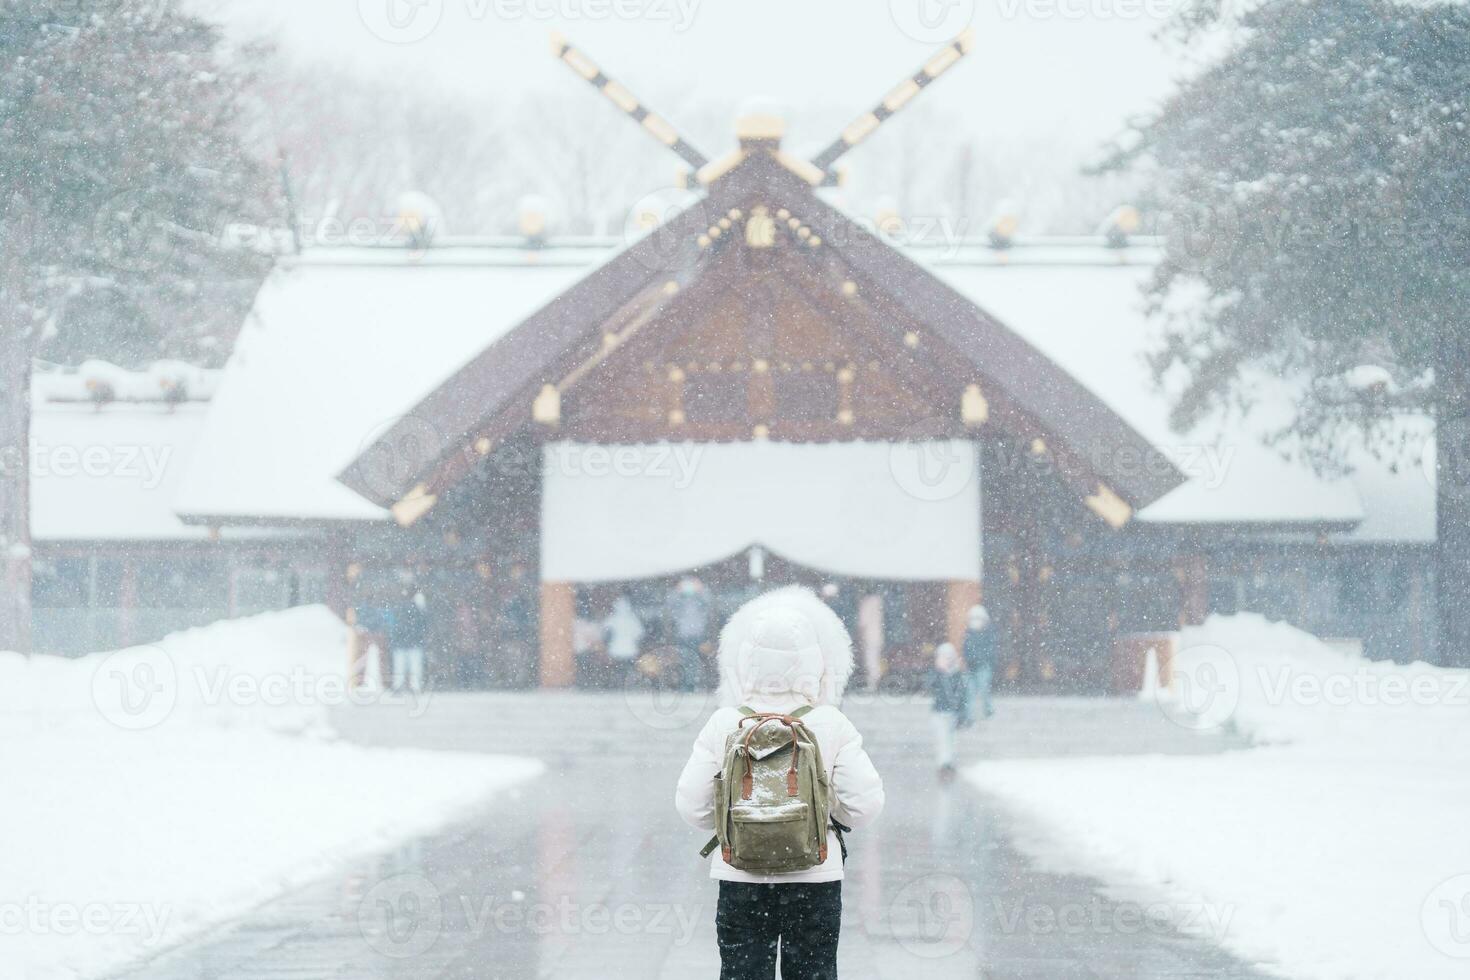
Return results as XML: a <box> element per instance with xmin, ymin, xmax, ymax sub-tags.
<box><xmin>716</xmin><ymin>881</ymin><xmax>842</xmax><ymax>980</ymax></box>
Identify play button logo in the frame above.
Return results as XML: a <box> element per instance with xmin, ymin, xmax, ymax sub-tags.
<box><xmin>359</xmin><ymin>0</ymin><xmax>445</xmax><ymax>44</ymax></box>
<box><xmin>890</xmin><ymin>0</ymin><xmax>975</xmax><ymax>44</ymax></box>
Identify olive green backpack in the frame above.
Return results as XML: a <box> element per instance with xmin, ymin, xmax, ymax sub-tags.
<box><xmin>699</xmin><ymin>706</ymin><xmax>832</xmax><ymax>874</ymax></box>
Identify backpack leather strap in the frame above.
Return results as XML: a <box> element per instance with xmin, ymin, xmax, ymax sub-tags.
<box><xmin>738</xmin><ymin>704</ymin><xmax>813</xmax><ymax>718</ymax></box>
<box><xmin>738</xmin><ymin>714</ymin><xmax>807</xmax><ymax>798</ymax></box>
<box><xmin>738</xmin><ymin>715</ymin><xmax>785</xmax><ymax>797</ymax></box>
<box><xmin>786</xmin><ymin>729</ymin><xmax>801</xmax><ymax>796</ymax></box>
<box><xmin>831</xmin><ymin>818</ymin><xmax>851</xmax><ymax>863</ymax></box>
<box><xmin>784</xmin><ymin>717</ymin><xmax>814</xmax><ymax>796</ymax></box>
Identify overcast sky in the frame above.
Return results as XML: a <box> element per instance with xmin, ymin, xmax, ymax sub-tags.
<box><xmin>203</xmin><ymin>0</ymin><xmax>1190</xmax><ymax>167</ymax></box>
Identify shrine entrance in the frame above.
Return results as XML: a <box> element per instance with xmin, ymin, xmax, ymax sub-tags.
<box><xmin>535</xmin><ymin>439</ymin><xmax>983</xmax><ymax>691</ymax></box>
<box><xmin>338</xmin><ymin>150</ymin><xmax>1181</xmax><ymax>694</ymax></box>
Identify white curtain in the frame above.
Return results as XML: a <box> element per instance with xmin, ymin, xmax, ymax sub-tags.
<box><xmin>540</xmin><ymin>440</ymin><xmax>981</xmax><ymax>582</ymax></box>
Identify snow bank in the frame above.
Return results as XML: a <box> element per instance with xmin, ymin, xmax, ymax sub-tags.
<box><xmin>0</xmin><ymin>605</ymin><xmax>359</xmax><ymax>734</ymax></box>
<box><xmin>968</xmin><ymin>614</ymin><xmax>1470</xmax><ymax>980</ymax></box>
<box><xmin>0</xmin><ymin>607</ymin><xmax>543</xmax><ymax>980</ymax></box>
<box><xmin>1170</xmin><ymin>613</ymin><xmax>1469</xmax><ymax>747</ymax></box>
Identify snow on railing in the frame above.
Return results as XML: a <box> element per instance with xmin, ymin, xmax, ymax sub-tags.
<box><xmin>32</xmin><ymin>360</ymin><xmax>222</xmax><ymax>405</ymax></box>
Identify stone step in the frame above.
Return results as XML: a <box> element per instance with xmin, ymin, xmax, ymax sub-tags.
<box><xmin>328</xmin><ymin>693</ymin><xmax>1249</xmax><ymax>760</ymax></box>
<box><xmin>338</xmin><ymin>693</ymin><xmax>1183</xmax><ymax>722</ymax></box>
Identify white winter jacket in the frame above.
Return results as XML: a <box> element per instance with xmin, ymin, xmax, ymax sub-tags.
<box><xmin>674</xmin><ymin>587</ymin><xmax>885</xmax><ymax>883</ymax></box>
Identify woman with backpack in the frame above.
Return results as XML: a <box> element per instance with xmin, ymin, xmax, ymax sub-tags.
<box><xmin>675</xmin><ymin>586</ymin><xmax>885</xmax><ymax>980</ymax></box>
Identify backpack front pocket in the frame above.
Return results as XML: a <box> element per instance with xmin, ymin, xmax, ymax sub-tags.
<box><xmin>727</xmin><ymin>801</ymin><xmax>819</xmax><ymax>872</ymax></box>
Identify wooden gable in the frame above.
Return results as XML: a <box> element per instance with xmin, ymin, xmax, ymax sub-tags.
<box><xmin>557</xmin><ymin>246</ymin><xmax>952</xmax><ymax>444</ymax></box>
<box><xmin>339</xmin><ymin>152</ymin><xmax>1183</xmax><ymax>524</ymax></box>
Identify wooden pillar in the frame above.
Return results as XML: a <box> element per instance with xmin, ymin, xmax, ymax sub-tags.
<box><xmin>325</xmin><ymin>538</ymin><xmax>352</xmax><ymax>620</ymax></box>
<box><xmin>539</xmin><ymin>580</ymin><xmax>576</xmax><ymax>688</ymax></box>
<box><xmin>336</xmin><ymin>554</ymin><xmax>363</xmax><ymax>688</ymax></box>
<box><xmin>1013</xmin><ymin>488</ymin><xmax>1045</xmax><ymax>688</ymax></box>
<box><xmin>1409</xmin><ymin>561</ymin><xmax>1429</xmax><ymax>663</ymax></box>
<box><xmin>0</xmin><ymin>345</ymin><xmax>34</xmax><ymax>654</ymax></box>
<box><xmin>226</xmin><ymin>565</ymin><xmax>239</xmax><ymax>619</ymax></box>
<box><xmin>1435</xmin><ymin>326</ymin><xmax>1470</xmax><ymax>667</ymax></box>
<box><xmin>118</xmin><ymin>558</ymin><xmax>139</xmax><ymax>649</ymax></box>
<box><xmin>1176</xmin><ymin>552</ymin><xmax>1208</xmax><ymax>627</ymax></box>
<box><xmin>945</xmin><ymin>579</ymin><xmax>982</xmax><ymax>648</ymax></box>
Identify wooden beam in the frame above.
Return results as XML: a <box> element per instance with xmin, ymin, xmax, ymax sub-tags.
<box><xmin>412</xmin><ymin>260</ymin><xmax>711</xmax><ymax>501</ymax></box>
<box><xmin>1084</xmin><ymin>483</ymin><xmax>1133</xmax><ymax>529</ymax></box>
<box><xmin>785</xmin><ymin>240</ymin><xmax>1139</xmax><ymax>513</ymax></box>
<box><xmin>336</xmin><ymin>163</ymin><xmax>734</xmax><ymax>506</ymax></box>
<box><xmin>946</xmin><ymin>579</ymin><xmax>982</xmax><ymax>648</ymax></box>
<box><xmin>391</xmin><ymin>484</ymin><xmax>439</xmax><ymax>527</ymax></box>
<box><xmin>1175</xmin><ymin>552</ymin><xmax>1208</xmax><ymax>627</ymax></box>
<box><xmin>549</xmin><ymin>33</ymin><xmax>710</xmax><ymax>170</ymax></box>
<box><xmin>809</xmin><ymin>30</ymin><xmax>976</xmax><ymax>176</ymax></box>
<box><xmin>539</xmin><ymin>581</ymin><xmax>576</xmax><ymax>688</ymax></box>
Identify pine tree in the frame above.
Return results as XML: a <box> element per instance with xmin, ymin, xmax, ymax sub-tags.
<box><xmin>1104</xmin><ymin>0</ymin><xmax>1470</xmax><ymax>665</ymax></box>
<box><xmin>0</xmin><ymin>0</ymin><xmax>272</xmax><ymax>651</ymax></box>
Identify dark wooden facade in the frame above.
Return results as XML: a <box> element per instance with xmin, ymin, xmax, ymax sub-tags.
<box><xmin>340</xmin><ymin>152</ymin><xmax>1179</xmax><ymax>514</ymax></box>
<box><xmin>32</xmin><ymin>161</ymin><xmax>1436</xmax><ymax>680</ymax></box>
<box><xmin>327</xmin><ymin>147</ymin><xmax>1195</xmax><ymax>691</ymax></box>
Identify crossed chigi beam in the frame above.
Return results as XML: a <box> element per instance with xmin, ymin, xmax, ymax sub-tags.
<box><xmin>550</xmin><ymin>29</ymin><xmax>977</xmax><ymax>185</ymax></box>
<box><xmin>807</xmin><ymin>30</ymin><xmax>975</xmax><ymax>182</ymax></box>
<box><xmin>550</xmin><ymin>33</ymin><xmax>711</xmax><ymax>171</ymax></box>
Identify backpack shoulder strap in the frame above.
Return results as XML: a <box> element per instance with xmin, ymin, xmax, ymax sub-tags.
<box><xmin>738</xmin><ymin>705</ymin><xmax>814</xmax><ymax>718</ymax></box>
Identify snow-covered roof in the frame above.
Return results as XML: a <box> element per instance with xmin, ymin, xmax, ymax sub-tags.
<box><xmin>33</xmin><ymin>360</ymin><xmax>221</xmax><ymax>403</ymax></box>
<box><xmin>925</xmin><ymin>261</ymin><xmax>1340</xmax><ymax>528</ymax></box>
<box><xmin>1335</xmin><ymin>421</ymin><xmax>1436</xmax><ymax>545</ymax></box>
<box><xmin>920</xmin><ymin>259</ymin><xmax>1433</xmax><ymax>539</ymax></box>
<box><xmin>170</xmin><ymin>238</ymin><xmax>1434</xmax><ymax>541</ymax></box>
<box><xmin>173</xmin><ymin>248</ymin><xmax>598</xmax><ymax>523</ymax></box>
<box><xmin>28</xmin><ymin>366</ymin><xmax>309</xmax><ymax>544</ymax></box>
<box><xmin>26</xmin><ymin>400</ymin><xmax>299</xmax><ymax>544</ymax></box>
<box><xmin>30</xmin><ymin>403</ymin><xmax>211</xmax><ymax>543</ymax></box>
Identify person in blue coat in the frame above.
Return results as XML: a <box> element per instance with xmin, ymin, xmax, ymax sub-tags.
<box><xmin>388</xmin><ymin>587</ymin><xmax>429</xmax><ymax>693</ymax></box>
<box><xmin>961</xmin><ymin>604</ymin><xmax>997</xmax><ymax>723</ymax></box>
<box><xmin>931</xmin><ymin>642</ymin><xmax>968</xmax><ymax>777</ymax></box>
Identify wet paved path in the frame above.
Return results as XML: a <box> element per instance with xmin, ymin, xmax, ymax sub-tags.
<box><xmin>112</xmin><ymin>694</ymin><xmax>1275</xmax><ymax>979</ymax></box>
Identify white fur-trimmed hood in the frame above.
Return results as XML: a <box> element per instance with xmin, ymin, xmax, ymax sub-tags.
<box><xmin>716</xmin><ymin>586</ymin><xmax>854</xmax><ymax>707</ymax></box>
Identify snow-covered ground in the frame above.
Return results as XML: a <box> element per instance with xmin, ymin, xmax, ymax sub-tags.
<box><xmin>0</xmin><ymin>607</ymin><xmax>543</xmax><ymax>980</ymax></box>
<box><xmin>968</xmin><ymin>614</ymin><xmax>1470</xmax><ymax>980</ymax></box>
